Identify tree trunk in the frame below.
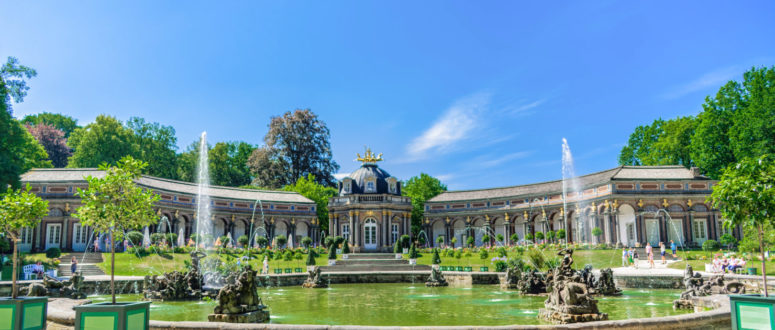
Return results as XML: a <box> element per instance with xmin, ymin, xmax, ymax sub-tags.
<box><xmin>111</xmin><ymin>229</ymin><xmax>116</xmax><ymax>304</ymax></box>
<box><xmin>11</xmin><ymin>237</ymin><xmax>18</xmax><ymax>299</ymax></box>
<box><xmin>759</xmin><ymin>224</ymin><xmax>768</xmax><ymax>297</ymax></box>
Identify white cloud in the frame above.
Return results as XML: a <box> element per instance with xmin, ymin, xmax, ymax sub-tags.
<box><xmin>405</xmin><ymin>93</ymin><xmax>490</xmax><ymax>160</ymax></box>
<box><xmin>474</xmin><ymin>151</ymin><xmax>533</xmax><ymax>169</ymax></box>
<box><xmin>661</xmin><ymin>65</ymin><xmax>743</xmax><ymax>100</ymax></box>
<box><xmin>333</xmin><ymin>173</ymin><xmax>349</xmax><ymax>180</ymax></box>
<box><xmin>504</xmin><ymin>99</ymin><xmax>545</xmax><ymax>116</ymax></box>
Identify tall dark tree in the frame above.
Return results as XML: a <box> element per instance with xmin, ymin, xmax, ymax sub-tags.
<box><xmin>402</xmin><ymin>173</ymin><xmax>447</xmax><ymax>234</ymax></box>
<box><xmin>26</xmin><ymin>123</ymin><xmax>72</xmax><ymax>168</ymax></box>
<box><xmin>21</xmin><ymin>112</ymin><xmax>79</xmax><ymax>137</ymax></box>
<box><xmin>251</xmin><ymin>109</ymin><xmax>339</xmax><ymax>187</ymax></box>
<box><xmin>247</xmin><ymin>146</ymin><xmax>290</xmax><ymax>189</ymax></box>
<box><xmin>67</xmin><ymin>115</ymin><xmax>137</xmax><ymax>168</ymax></box>
<box><xmin>618</xmin><ymin>119</ymin><xmax>664</xmax><ymax>166</ymax></box>
<box><xmin>0</xmin><ymin>57</ymin><xmax>51</xmax><ymax>189</ymax></box>
<box><xmin>127</xmin><ymin>117</ymin><xmax>179</xmax><ymax>179</ymax></box>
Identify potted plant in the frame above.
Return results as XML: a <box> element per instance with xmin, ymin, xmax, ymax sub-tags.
<box><xmin>342</xmin><ymin>240</ymin><xmax>350</xmax><ymax>259</ymax></box>
<box><xmin>408</xmin><ymin>244</ymin><xmax>419</xmax><ymax>265</ymax></box>
<box><xmin>546</xmin><ymin>230</ymin><xmax>556</xmax><ymax>244</ymax></box>
<box><xmin>591</xmin><ymin>227</ymin><xmax>603</xmax><ymax>243</ymax></box>
<box><xmin>436</xmin><ymin>236</ymin><xmax>444</xmax><ymax>248</ymax></box>
<box><xmin>274</xmin><ymin>235</ymin><xmax>287</xmax><ymax>249</ymax></box>
<box><xmin>72</xmin><ymin>157</ymin><xmax>160</xmax><ymax>330</ymax></box>
<box><xmin>400</xmin><ymin>235</ymin><xmax>410</xmax><ymax>254</ymax></box>
<box><xmin>0</xmin><ymin>185</ymin><xmax>49</xmax><ymax>330</ymax></box>
<box><xmin>510</xmin><ymin>233</ymin><xmax>518</xmax><ymax>246</ymax></box>
<box><xmin>466</xmin><ymin>236</ymin><xmax>475</xmax><ymax>248</ymax></box>
<box><xmin>301</xmin><ymin>236</ymin><xmax>313</xmax><ymax>251</ymax></box>
<box><xmin>431</xmin><ymin>248</ymin><xmax>441</xmax><ymax>269</ymax></box>
<box><xmin>393</xmin><ymin>241</ymin><xmax>402</xmax><ymax>259</ymax></box>
<box><xmin>326</xmin><ymin>236</ymin><xmax>338</xmax><ymax>265</ymax></box>
<box><xmin>710</xmin><ymin>155</ymin><xmax>775</xmax><ymax>329</ymax></box>
<box><xmin>450</xmin><ymin>237</ymin><xmax>457</xmax><ymax>249</ymax></box>
<box><xmin>481</xmin><ymin>234</ymin><xmax>490</xmax><ymax>248</ymax></box>
<box><xmin>306</xmin><ymin>249</ymin><xmax>316</xmax><ymax>271</ymax></box>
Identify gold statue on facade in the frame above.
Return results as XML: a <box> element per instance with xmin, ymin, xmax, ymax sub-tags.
<box><xmin>356</xmin><ymin>147</ymin><xmax>383</xmax><ymax>164</ymax></box>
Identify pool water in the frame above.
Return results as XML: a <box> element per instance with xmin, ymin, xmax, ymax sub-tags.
<box><xmin>90</xmin><ymin>284</ymin><xmax>691</xmax><ymax>326</ymax></box>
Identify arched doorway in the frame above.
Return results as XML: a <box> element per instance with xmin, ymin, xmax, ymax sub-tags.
<box><xmin>432</xmin><ymin>220</ymin><xmax>445</xmax><ymax>247</ymax></box>
<box><xmin>364</xmin><ymin>218</ymin><xmax>377</xmax><ymax>250</ymax></box>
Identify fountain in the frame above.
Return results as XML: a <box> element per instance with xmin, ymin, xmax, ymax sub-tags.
<box><xmin>595</xmin><ymin>268</ymin><xmax>621</xmax><ymax>296</ymax></box>
<box><xmin>561</xmin><ymin>138</ymin><xmax>588</xmax><ymax>243</ymax></box>
<box><xmin>143</xmin><ymin>250</ymin><xmax>211</xmax><ymax>301</ymax></box>
<box><xmin>177</xmin><ymin>227</ymin><xmax>185</xmax><ymax>247</ymax></box>
<box><xmin>539</xmin><ymin>248</ymin><xmax>608</xmax><ymax>324</ymax></box>
<box><xmin>673</xmin><ymin>264</ymin><xmax>745</xmax><ymax>309</ymax></box>
<box><xmin>142</xmin><ymin>226</ymin><xmax>151</xmax><ymax>247</ymax></box>
<box><xmin>208</xmin><ymin>265</ymin><xmax>269</xmax><ymax>323</ymax></box>
<box><xmin>196</xmin><ymin>132</ymin><xmax>213</xmax><ymax>250</ymax></box>
<box><xmin>425</xmin><ymin>267</ymin><xmax>448</xmax><ymax>287</ymax></box>
<box><xmin>302</xmin><ymin>266</ymin><xmax>327</xmax><ymax>288</ymax></box>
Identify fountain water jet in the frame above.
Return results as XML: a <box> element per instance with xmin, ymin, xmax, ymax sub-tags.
<box><xmin>561</xmin><ymin>139</ymin><xmax>588</xmax><ymax>243</ymax></box>
<box><xmin>196</xmin><ymin>132</ymin><xmax>213</xmax><ymax>249</ymax></box>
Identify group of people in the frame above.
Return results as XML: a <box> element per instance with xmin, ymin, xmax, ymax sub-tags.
<box><xmin>711</xmin><ymin>255</ymin><xmax>746</xmax><ymax>273</ymax></box>
<box><xmin>621</xmin><ymin>240</ymin><xmax>678</xmax><ymax>269</ymax></box>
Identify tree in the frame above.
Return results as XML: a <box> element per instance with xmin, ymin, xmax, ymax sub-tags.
<box><xmin>710</xmin><ymin>154</ymin><xmax>775</xmax><ymax>297</ymax></box>
<box><xmin>618</xmin><ymin>117</ymin><xmax>695</xmax><ymax>168</ymax></box>
<box><xmin>436</xmin><ymin>235</ymin><xmax>444</xmax><ymax>246</ymax></box>
<box><xmin>238</xmin><ymin>235</ymin><xmax>250</xmax><ymax>247</ymax></box>
<box><xmin>301</xmin><ymin>236</ymin><xmax>313</xmax><ymax>250</ymax></box>
<box><xmin>481</xmin><ymin>234</ymin><xmax>490</xmax><ymax>246</ymax></box>
<box><xmin>0</xmin><ymin>185</ymin><xmax>49</xmax><ymax>298</ymax></box>
<box><xmin>255</xmin><ymin>236</ymin><xmax>268</xmax><ymax>248</ymax></box>
<box><xmin>209</xmin><ymin>141</ymin><xmax>254</xmax><ymax>187</ymax></box>
<box><xmin>126</xmin><ymin>117</ymin><xmax>179</xmax><ymax>180</ymax></box>
<box><xmin>73</xmin><ymin>156</ymin><xmax>160</xmax><ymax>303</ymax></box>
<box><xmin>450</xmin><ymin>236</ymin><xmax>457</xmax><ymax>248</ymax></box>
<box><xmin>691</xmin><ymin>81</ymin><xmax>741</xmax><ymax>179</ymax></box>
<box><xmin>557</xmin><ymin>229</ymin><xmax>566</xmax><ymax>242</ymax></box>
<box><xmin>510</xmin><ymin>233</ymin><xmax>519</xmax><ymax>245</ymax></box>
<box><xmin>247</xmin><ymin>146</ymin><xmax>291</xmax><ymax>189</ymax></box>
<box><xmin>525</xmin><ymin>233</ymin><xmax>534</xmax><ymax>242</ymax></box>
<box><xmin>618</xmin><ymin>119</ymin><xmax>664</xmax><ymax>166</ymax></box>
<box><xmin>21</xmin><ymin>112</ymin><xmax>79</xmax><ymax>137</ymax></box>
<box><xmin>546</xmin><ymin>230</ymin><xmax>556</xmax><ymax>243</ymax></box>
<box><xmin>26</xmin><ymin>123</ymin><xmax>71</xmax><ymax>168</ymax></box>
<box><xmin>432</xmin><ymin>248</ymin><xmax>441</xmax><ymax>265</ymax></box>
<box><xmin>402</xmin><ymin>173</ymin><xmax>447</xmax><ymax>234</ymax></box>
<box><xmin>274</xmin><ymin>235</ymin><xmax>287</xmax><ymax>249</ymax></box>
<box><xmin>720</xmin><ymin>233</ymin><xmax>737</xmax><ymax>251</ymax></box>
<box><xmin>495</xmin><ymin>234</ymin><xmax>504</xmax><ymax>244</ymax></box>
<box><xmin>535</xmin><ymin>232</ymin><xmax>544</xmax><ymax>241</ymax></box>
<box><xmin>0</xmin><ymin>57</ymin><xmax>51</xmax><ymax>189</ymax></box>
<box><xmin>68</xmin><ymin>115</ymin><xmax>137</xmax><ymax>168</ymax></box>
<box><xmin>591</xmin><ymin>227</ymin><xmax>603</xmax><ymax>241</ymax></box>
<box><xmin>728</xmin><ymin>67</ymin><xmax>775</xmax><ymax>161</ymax></box>
<box><xmin>282</xmin><ymin>174</ymin><xmax>337</xmax><ymax>232</ymax></box>
<box><xmin>251</xmin><ymin>109</ymin><xmax>339</xmax><ymax>187</ymax></box>
<box><xmin>306</xmin><ymin>249</ymin><xmax>316</xmax><ymax>266</ymax></box>
<box><xmin>466</xmin><ymin>236</ymin><xmax>475</xmax><ymax>247</ymax></box>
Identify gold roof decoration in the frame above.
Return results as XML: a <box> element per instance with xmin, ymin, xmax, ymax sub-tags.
<box><xmin>356</xmin><ymin>147</ymin><xmax>383</xmax><ymax>164</ymax></box>
<box><xmin>687</xmin><ymin>199</ymin><xmax>693</xmax><ymax>208</ymax></box>
<box><xmin>662</xmin><ymin>199</ymin><xmax>669</xmax><ymax>208</ymax></box>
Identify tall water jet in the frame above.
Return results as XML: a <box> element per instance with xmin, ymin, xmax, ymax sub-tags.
<box><xmin>561</xmin><ymin>138</ymin><xmax>585</xmax><ymax>243</ymax></box>
<box><xmin>196</xmin><ymin>132</ymin><xmax>213</xmax><ymax>250</ymax></box>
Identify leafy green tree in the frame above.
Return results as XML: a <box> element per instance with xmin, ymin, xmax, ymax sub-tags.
<box><xmin>0</xmin><ymin>185</ymin><xmax>49</xmax><ymax>298</ymax></box>
<box><xmin>255</xmin><ymin>236</ymin><xmax>268</xmax><ymax>248</ymax></box>
<box><xmin>250</xmin><ymin>109</ymin><xmax>339</xmax><ymax>187</ymax></box>
<box><xmin>495</xmin><ymin>234</ymin><xmax>504</xmax><ymax>244</ymax></box>
<box><xmin>618</xmin><ymin>119</ymin><xmax>664</xmax><ymax>166</ymax></box>
<box><xmin>282</xmin><ymin>174</ymin><xmax>337</xmax><ymax>232</ymax></box>
<box><xmin>653</xmin><ymin>116</ymin><xmax>695</xmax><ymax>167</ymax></box>
<box><xmin>525</xmin><ymin>233</ymin><xmax>534</xmax><ymax>242</ymax></box>
<box><xmin>510</xmin><ymin>233</ymin><xmax>518</xmax><ymax>244</ymax></box>
<box><xmin>691</xmin><ymin>81</ymin><xmax>741</xmax><ymax>179</ymax></box>
<box><xmin>481</xmin><ymin>234</ymin><xmax>490</xmax><ymax>246</ymax></box>
<box><xmin>68</xmin><ymin>115</ymin><xmax>137</xmax><ymax>168</ymax></box>
<box><xmin>728</xmin><ymin>67</ymin><xmax>775</xmax><ymax>161</ymax></box>
<box><xmin>711</xmin><ymin>154</ymin><xmax>775</xmax><ymax>296</ymax></box>
<box><xmin>274</xmin><ymin>235</ymin><xmax>287</xmax><ymax>249</ymax></box>
<box><xmin>73</xmin><ymin>156</ymin><xmax>160</xmax><ymax>303</ymax></box>
<box><xmin>25</xmin><ymin>123</ymin><xmax>71</xmax><ymax>168</ymax></box>
<box><xmin>21</xmin><ymin>112</ymin><xmax>79</xmax><ymax>137</ymax></box>
<box><xmin>209</xmin><ymin>141</ymin><xmax>254</xmax><ymax>186</ymax></box>
<box><xmin>0</xmin><ymin>57</ymin><xmax>51</xmax><ymax>189</ymax></box>
<box><xmin>719</xmin><ymin>233</ymin><xmax>737</xmax><ymax>251</ymax></box>
<box><xmin>591</xmin><ymin>227</ymin><xmax>603</xmax><ymax>241</ymax></box>
<box><xmin>535</xmin><ymin>232</ymin><xmax>544</xmax><ymax>241</ymax></box>
<box><xmin>436</xmin><ymin>235</ymin><xmax>444</xmax><ymax>246</ymax></box>
<box><xmin>126</xmin><ymin>117</ymin><xmax>179</xmax><ymax>179</ymax></box>
<box><xmin>546</xmin><ymin>230</ymin><xmax>555</xmax><ymax>243</ymax></box>
<box><xmin>432</xmin><ymin>248</ymin><xmax>441</xmax><ymax>265</ymax></box>
<box><xmin>402</xmin><ymin>173</ymin><xmax>447</xmax><ymax>234</ymax></box>
<box><xmin>450</xmin><ymin>236</ymin><xmax>457</xmax><ymax>248</ymax></box>
<box><xmin>301</xmin><ymin>236</ymin><xmax>313</xmax><ymax>250</ymax></box>
<box><xmin>466</xmin><ymin>236</ymin><xmax>475</xmax><ymax>247</ymax></box>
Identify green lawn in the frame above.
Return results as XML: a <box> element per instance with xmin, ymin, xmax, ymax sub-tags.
<box><xmin>408</xmin><ymin>248</ymin><xmax>623</xmax><ymax>270</ymax></box>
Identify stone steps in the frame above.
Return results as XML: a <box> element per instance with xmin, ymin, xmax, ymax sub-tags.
<box><xmin>322</xmin><ymin>253</ymin><xmax>429</xmax><ymax>272</ymax></box>
<box><xmin>337</xmin><ymin>259</ymin><xmax>407</xmax><ymax>266</ymax></box>
<box><xmin>345</xmin><ymin>253</ymin><xmax>397</xmax><ymax>260</ymax></box>
<box><xmin>61</xmin><ymin>253</ymin><xmax>104</xmax><ymax>264</ymax></box>
<box><xmin>320</xmin><ymin>264</ymin><xmax>432</xmax><ymax>272</ymax></box>
<box><xmin>58</xmin><ymin>264</ymin><xmax>105</xmax><ymax>276</ymax></box>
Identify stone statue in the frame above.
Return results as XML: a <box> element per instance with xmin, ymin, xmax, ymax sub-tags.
<box><xmin>505</xmin><ymin>266</ymin><xmax>521</xmax><ymax>289</ymax></box>
<box><xmin>208</xmin><ymin>265</ymin><xmax>269</xmax><ymax>323</ymax></box>
<box><xmin>517</xmin><ymin>270</ymin><xmax>548</xmax><ymax>294</ymax></box>
<box><xmin>23</xmin><ymin>282</ymin><xmax>48</xmax><ymax>297</ymax></box>
<box><xmin>302</xmin><ymin>266</ymin><xmax>327</xmax><ymax>288</ymax></box>
<box><xmin>425</xmin><ymin>267</ymin><xmax>448</xmax><ymax>287</ymax></box>
<box><xmin>595</xmin><ymin>268</ymin><xmax>621</xmax><ymax>296</ymax></box>
<box><xmin>674</xmin><ymin>264</ymin><xmax>745</xmax><ymax>309</ymax></box>
<box><xmin>143</xmin><ymin>252</ymin><xmax>208</xmax><ymax>300</ymax></box>
<box><xmin>578</xmin><ymin>265</ymin><xmax>597</xmax><ymax>291</ymax></box>
<box><xmin>39</xmin><ymin>272</ymin><xmax>86</xmax><ymax>299</ymax></box>
<box><xmin>539</xmin><ymin>248</ymin><xmax>608</xmax><ymax>324</ymax></box>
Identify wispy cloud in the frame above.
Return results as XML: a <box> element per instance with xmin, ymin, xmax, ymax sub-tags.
<box><xmin>405</xmin><ymin>93</ymin><xmax>490</xmax><ymax>160</ymax></box>
<box><xmin>501</xmin><ymin>99</ymin><xmax>546</xmax><ymax>116</ymax></box>
<box><xmin>473</xmin><ymin>151</ymin><xmax>533</xmax><ymax>169</ymax></box>
<box><xmin>661</xmin><ymin>65</ymin><xmax>743</xmax><ymax>100</ymax></box>
<box><xmin>333</xmin><ymin>173</ymin><xmax>349</xmax><ymax>180</ymax></box>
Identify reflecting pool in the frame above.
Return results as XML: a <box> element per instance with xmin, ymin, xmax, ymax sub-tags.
<box><xmin>90</xmin><ymin>284</ymin><xmax>691</xmax><ymax>326</ymax></box>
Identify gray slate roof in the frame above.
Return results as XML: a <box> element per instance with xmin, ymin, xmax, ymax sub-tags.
<box><xmin>20</xmin><ymin>168</ymin><xmax>314</xmax><ymax>204</ymax></box>
<box><xmin>428</xmin><ymin>166</ymin><xmax>706</xmax><ymax>203</ymax></box>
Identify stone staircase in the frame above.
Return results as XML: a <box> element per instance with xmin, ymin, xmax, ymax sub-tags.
<box><xmin>320</xmin><ymin>253</ymin><xmax>431</xmax><ymax>272</ymax></box>
<box><xmin>58</xmin><ymin>253</ymin><xmax>105</xmax><ymax>276</ymax></box>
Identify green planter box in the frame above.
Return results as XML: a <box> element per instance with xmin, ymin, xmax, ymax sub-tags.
<box><xmin>284</xmin><ymin>268</ymin><xmax>292</xmax><ymax>274</ymax></box>
<box><xmin>464</xmin><ymin>266</ymin><xmax>472</xmax><ymax>272</ymax></box>
<box><xmin>74</xmin><ymin>301</ymin><xmax>150</xmax><ymax>330</ymax></box>
<box><xmin>294</xmin><ymin>268</ymin><xmax>302</xmax><ymax>273</ymax></box>
<box><xmin>748</xmin><ymin>268</ymin><xmax>758</xmax><ymax>275</ymax></box>
<box><xmin>274</xmin><ymin>269</ymin><xmax>282</xmax><ymax>274</ymax></box>
<box><xmin>456</xmin><ymin>266</ymin><xmax>464</xmax><ymax>271</ymax></box>
<box><xmin>480</xmin><ymin>266</ymin><xmax>489</xmax><ymax>272</ymax></box>
<box><xmin>0</xmin><ymin>296</ymin><xmax>48</xmax><ymax>330</ymax></box>
<box><xmin>440</xmin><ymin>266</ymin><xmax>448</xmax><ymax>271</ymax></box>
<box><xmin>730</xmin><ymin>294</ymin><xmax>775</xmax><ymax>330</ymax></box>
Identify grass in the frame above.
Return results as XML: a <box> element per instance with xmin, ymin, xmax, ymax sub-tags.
<box><xmin>409</xmin><ymin>248</ymin><xmax>623</xmax><ymax>270</ymax></box>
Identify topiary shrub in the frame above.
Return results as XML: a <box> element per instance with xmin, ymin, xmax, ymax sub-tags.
<box><xmin>436</xmin><ymin>236</ymin><xmax>445</xmax><ymax>246</ymax></box>
<box><xmin>450</xmin><ymin>237</ymin><xmax>457</xmax><ymax>248</ymax></box>
<box><xmin>294</xmin><ymin>251</ymin><xmax>303</xmax><ymax>260</ymax></box>
<box><xmin>479</xmin><ymin>248</ymin><xmax>489</xmax><ymax>260</ymax></box>
<box><xmin>494</xmin><ymin>260</ymin><xmax>508</xmax><ymax>272</ymax></box>
<box><xmin>557</xmin><ymin>229</ymin><xmax>566</xmax><ymax>240</ymax></box>
<box><xmin>432</xmin><ymin>248</ymin><xmax>441</xmax><ymax>264</ymax></box>
<box><xmin>46</xmin><ymin>247</ymin><xmax>61</xmax><ymax>259</ymax></box>
<box><xmin>408</xmin><ymin>244</ymin><xmax>419</xmax><ymax>259</ymax></box>
<box><xmin>703</xmin><ymin>239</ymin><xmax>721</xmax><ymax>252</ymax></box>
<box><xmin>256</xmin><ymin>236</ymin><xmax>269</xmax><ymax>248</ymax></box>
<box><xmin>219</xmin><ymin>235</ymin><xmax>231</xmax><ymax>246</ymax></box>
<box><xmin>274</xmin><ymin>235</ymin><xmax>287</xmax><ymax>248</ymax></box>
<box><xmin>445</xmin><ymin>248</ymin><xmax>455</xmax><ymax>257</ymax></box>
<box><xmin>496</xmin><ymin>247</ymin><xmax>507</xmax><ymax>258</ymax></box>
<box><xmin>510</xmin><ymin>233</ymin><xmax>519</xmax><ymax>243</ymax></box>
<box><xmin>466</xmin><ymin>236</ymin><xmax>475</xmax><ymax>247</ymax></box>
<box><xmin>393</xmin><ymin>240</ymin><xmax>400</xmax><ymax>254</ymax></box>
<box><xmin>342</xmin><ymin>241</ymin><xmax>350</xmax><ymax>254</ymax></box>
<box><xmin>238</xmin><ymin>235</ymin><xmax>249</xmax><ymax>247</ymax></box>
<box><xmin>150</xmin><ymin>232</ymin><xmax>166</xmax><ymax>244</ymax></box>
<box><xmin>301</xmin><ymin>236</ymin><xmax>313</xmax><ymax>249</ymax></box>
<box><xmin>535</xmin><ymin>232</ymin><xmax>544</xmax><ymax>240</ymax></box>
<box><xmin>400</xmin><ymin>235</ymin><xmax>411</xmax><ymax>249</ymax></box>
<box><xmin>720</xmin><ymin>234</ymin><xmax>737</xmax><ymax>250</ymax></box>
<box><xmin>306</xmin><ymin>251</ymin><xmax>316</xmax><ymax>266</ymax></box>
<box><xmin>126</xmin><ymin>231</ymin><xmax>143</xmax><ymax>246</ymax></box>
<box><xmin>525</xmin><ymin>233</ymin><xmax>534</xmax><ymax>242</ymax></box>
<box><xmin>481</xmin><ymin>234</ymin><xmax>490</xmax><ymax>246</ymax></box>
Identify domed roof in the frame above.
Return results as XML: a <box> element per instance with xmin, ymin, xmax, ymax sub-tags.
<box><xmin>340</xmin><ymin>164</ymin><xmax>399</xmax><ymax>195</ymax></box>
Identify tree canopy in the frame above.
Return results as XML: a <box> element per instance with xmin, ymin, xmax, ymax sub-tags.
<box><xmin>402</xmin><ymin>173</ymin><xmax>447</xmax><ymax>234</ymax></box>
<box><xmin>68</xmin><ymin>115</ymin><xmax>137</xmax><ymax>168</ymax></box>
<box><xmin>26</xmin><ymin>123</ymin><xmax>72</xmax><ymax>168</ymax></box>
<box><xmin>21</xmin><ymin>112</ymin><xmax>79</xmax><ymax>137</ymax></box>
<box><xmin>177</xmin><ymin>138</ymin><xmax>255</xmax><ymax>186</ymax></box>
<box><xmin>619</xmin><ymin>66</ymin><xmax>775</xmax><ymax>179</ymax></box>
<box><xmin>249</xmin><ymin>109</ymin><xmax>339</xmax><ymax>188</ymax></box>
<box><xmin>0</xmin><ymin>57</ymin><xmax>51</xmax><ymax>189</ymax></box>
<box><xmin>282</xmin><ymin>174</ymin><xmax>337</xmax><ymax>232</ymax></box>
<box><xmin>127</xmin><ymin>117</ymin><xmax>179</xmax><ymax>179</ymax></box>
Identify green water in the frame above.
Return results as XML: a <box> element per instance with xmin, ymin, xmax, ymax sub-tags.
<box><xmin>90</xmin><ymin>284</ymin><xmax>691</xmax><ymax>326</ymax></box>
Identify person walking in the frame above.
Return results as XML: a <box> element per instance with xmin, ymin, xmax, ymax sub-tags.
<box><xmin>621</xmin><ymin>247</ymin><xmax>628</xmax><ymax>267</ymax></box>
<box><xmin>633</xmin><ymin>249</ymin><xmax>639</xmax><ymax>269</ymax></box>
<box><xmin>670</xmin><ymin>240</ymin><xmax>677</xmax><ymax>258</ymax></box>
<box><xmin>646</xmin><ymin>243</ymin><xmax>655</xmax><ymax>269</ymax></box>
<box><xmin>660</xmin><ymin>242</ymin><xmax>667</xmax><ymax>264</ymax></box>
<box><xmin>70</xmin><ymin>256</ymin><xmax>78</xmax><ymax>274</ymax></box>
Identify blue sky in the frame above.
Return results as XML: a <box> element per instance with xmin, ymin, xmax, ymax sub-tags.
<box><xmin>2</xmin><ymin>1</ymin><xmax>774</xmax><ymax>190</ymax></box>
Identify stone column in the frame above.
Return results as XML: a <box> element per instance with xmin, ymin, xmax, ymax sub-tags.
<box><xmin>348</xmin><ymin>211</ymin><xmax>355</xmax><ymax>245</ymax></box>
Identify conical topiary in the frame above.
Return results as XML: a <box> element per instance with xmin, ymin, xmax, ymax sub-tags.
<box><xmin>432</xmin><ymin>248</ymin><xmax>441</xmax><ymax>265</ymax></box>
<box><xmin>409</xmin><ymin>243</ymin><xmax>419</xmax><ymax>259</ymax></box>
<box><xmin>306</xmin><ymin>250</ymin><xmax>316</xmax><ymax>266</ymax></box>
<box><xmin>342</xmin><ymin>241</ymin><xmax>350</xmax><ymax>254</ymax></box>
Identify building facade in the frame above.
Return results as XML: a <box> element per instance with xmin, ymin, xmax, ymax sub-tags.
<box><xmin>328</xmin><ymin>149</ymin><xmax>412</xmax><ymax>252</ymax></box>
<box><xmin>19</xmin><ymin>168</ymin><xmax>319</xmax><ymax>252</ymax></box>
<box><xmin>424</xmin><ymin>166</ymin><xmax>740</xmax><ymax>248</ymax></box>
